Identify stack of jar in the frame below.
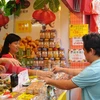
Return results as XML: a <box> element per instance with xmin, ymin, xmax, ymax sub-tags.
<box><xmin>33</xmin><ymin>29</ymin><xmax>67</xmax><ymax>70</ymax></box>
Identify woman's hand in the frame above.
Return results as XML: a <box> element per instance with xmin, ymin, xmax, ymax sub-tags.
<box><xmin>38</xmin><ymin>76</ymin><xmax>51</xmax><ymax>84</ymax></box>
<box><xmin>0</xmin><ymin>58</ymin><xmax>21</xmax><ymax>66</ymax></box>
<box><xmin>0</xmin><ymin>65</ymin><xmax>6</xmax><ymax>73</ymax></box>
<box><xmin>37</xmin><ymin>70</ymin><xmax>53</xmax><ymax>78</ymax></box>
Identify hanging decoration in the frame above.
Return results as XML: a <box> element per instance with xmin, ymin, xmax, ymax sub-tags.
<box><xmin>0</xmin><ymin>9</ymin><xmax>9</xmax><ymax>30</ymax></box>
<box><xmin>0</xmin><ymin>0</ymin><xmax>30</xmax><ymax>16</ymax></box>
<box><xmin>32</xmin><ymin>0</ymin><xmax>60</xmax><ymax>28</ymax></box>
<box><xmin>32</xmin><ymin>5</ymin><xmax>56</xmax><ymax>28</ymax></box>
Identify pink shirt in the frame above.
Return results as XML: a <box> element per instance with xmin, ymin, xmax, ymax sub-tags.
<box><xmin>1</xmin><ymin>53</ymin><xmax>27</xmax><ymax>74</ymax></box>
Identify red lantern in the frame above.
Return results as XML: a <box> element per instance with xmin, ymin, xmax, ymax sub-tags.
<box><xmin>32</xmin><ymin>9</ymin><xmax>56</xmax><ymax>25</ymax></box>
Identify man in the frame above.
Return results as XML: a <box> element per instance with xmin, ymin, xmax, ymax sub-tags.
<box><xmin>40</xmin><ymin>33</ymin><xmax>100</xmax><ymax>100</ymax></box>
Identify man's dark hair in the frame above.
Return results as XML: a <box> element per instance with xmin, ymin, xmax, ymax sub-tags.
<box><xmin>0</xmin><ymin>33</ymin><xmax>21</xmax><ymax>57</ymax></box>
<box><xmin>82</xmin><ymin>33</ymin><xmax>100</xmax><ymax>56</ymax></box>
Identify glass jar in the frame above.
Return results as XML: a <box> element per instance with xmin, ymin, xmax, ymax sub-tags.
<box><xmin>30</xmin><ymin>58</ymin><xmax>34</xmax><ymax>66</ymax></box>
<box><xmin>18</xmin><ymin>46</ymin><xmax>25</xmax><ymax>57</ymax></box>
<box><xmin>26</xmin><ymin>47</ymin><xmax>31</xmax><ymax>58</ymax></box>
<box><xmin>42</xmin><ymin>48</ymin><xmax>47</xmax><ymax>58</ymax></box>
<box><xmin>43</xmin><ymin>58</ymin><xmax>51</xmax><ymax>71</ymax></box>
<box><xmin>39</xmin><ymin>39</ymin><xmax>44</xmax><ymax>48</ymax></box>
<box><xmin>33</xmin><ymin>57</ymin><xmax>38</xmax><ymax>67</ymax></box>
<box><xmin>60</xmin><ymin>57</ymin><xmax>66</xmax><ymax>67</ymax></box>
<box><xmin>43</xmin><ymin>58</ymin><xmax>48</xmax><ymax>71</ymax></box>
<box><xmin>55</xmin><ymin>39</ymin><xmax>61</xmax><ymax>48</ymax></box>
<box><xmin>53</xmin><ymin>48</ymin><xmax>58</xmax><ymax>58</ymax></box>
<box><xmin>55</xmin><ymin>58</ymin><xmax>60</xmax><ymax>67</ymax></box>
<box><xmin>58</xmin><ymin>48</ymin><xmax>65</xmax><ymax>58</ymax></box>
<box><xmin>44</xmin><ymin>39</ymin><xmax>49</xmax><ymax>48</ymax></box>
<box><xmin>45</xmin><ymin>30</ymin><xmax>50</xmax><ymax>39</ymax></box>
<box><xmin>50</xmin><ymin>58</ymin><xmax>55</xmax><ymax>68</ymax></box>
<box><xmin>36</xmin><ymin>48</ymin><xmax>42</xmax><ymax>58</ymax></box>
<box><xmin>26</xmin><ymin>59</ymin><xmax>31</xmax><ymax>66</ymax></box>
<box><xmin>49</xmin><ymin>39</ymin><xmax>55</xmax><ymax>48</ymax></box>
<box><xmin>50</xmin><ymin>29</ymin><xmax>56</xmax><ymax>38</ymax></box>
<box><xmin>38</xmin><ymin>58</ymin><xmax>44</xmax><ymax>68</ymax></box>
<box><xmin>40</xmin><ymin>30</ymin><xmax>45</xmax><ymax>39</ymax></box>
<box><xmin>48</xmin><ymin>48</ymin><xmax>53</xmax><ymax>58</ymax></box>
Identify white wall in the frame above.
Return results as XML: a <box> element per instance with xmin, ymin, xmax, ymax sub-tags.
<box><xmin>60</xmin><ymin>1</ymin><xmax>69</xmax><ymax>61</ymax></box>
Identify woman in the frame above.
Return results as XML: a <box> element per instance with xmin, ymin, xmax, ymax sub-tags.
<box><xmin>0</xmin><ymin>33</ymin><xmax>52</xmax><ymax>77</ymax></box>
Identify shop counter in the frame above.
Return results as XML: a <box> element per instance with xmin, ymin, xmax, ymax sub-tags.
<box><xmin>0</xmin><ymin>72</ymin><xmax>68</xmax><ymax>100</ymax></box>
<box><xmin>58</xmin><ymin>91</ymin><xmax>67</xmax><ymax>100</ymax></box>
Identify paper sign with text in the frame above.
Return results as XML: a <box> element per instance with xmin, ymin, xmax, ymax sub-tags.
<box><xmin>15</xmin><ymin>20</ymin><xmax>32</xmax><ymax>33</ymax></box>
<box><xmin>69</xmin><ymin>24</ymin><xmax>88</xmax><ymax>38</ymax></box>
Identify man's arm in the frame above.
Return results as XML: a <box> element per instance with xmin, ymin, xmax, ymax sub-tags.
<box><xmin>62</xmin><ymin>68</ymin><xmax>83</xmax><ymax>76</ymax></box>
<box><xmin>53</xmin><ymin>67</ymin><xmax>83</xmax><ymax>76</ymax></box>
<box><xmin>42</xmin><ymin>77</ymin><xmax>78</xmax><ymax>90</ymax></box>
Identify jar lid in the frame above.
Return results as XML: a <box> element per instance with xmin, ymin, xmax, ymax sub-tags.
<box><xmin>49</xmin><ymin>38</ymin><xmax>54</xmax><ymax>42</ymax></box>
<box><xmin>42</xmin><ymin>48</ymin><xmax>47</xmax><ymax>51</ymax></box>
<box><xmin>44</xmin><ymin>58</ymin><xmax>49</xmax><ymax>60</ymax></box>
<box><xmin>60</xmin><ymin>57</ymin><xmax>66</xmax><ymax>60</ymax></box>
<box><xmin>55</xmin><ymin>58</ymin><xmax>60</xmax><ymax>60</ymax></box>
<box><xmin>59</xmin><ymin>48</ymin><xmax>64</xmax><ymax>51</ymax></box>
<box><xmin>44</xmin><ymin>39</ymin><xmax>49</xmax><ymax>41</ymax></box>
<box><xmin>53</xmin><ymin>48</ymin><xmax>58</xmax><ymax>51</ymax></box>
<box><xmin>39</xmin><ymin>57</ymin><xmax>44</xmax><ymax>60</ymax></box>
<box><xmin>34</xmin><ymin>57</ymin><xmax>38</xmax><ymax>60</ymax></box>
<box><xmin>46</xmin><ymin>30</ymin><xmax>50</xmax><ymax>33</ymax></box>
<box><xmin>39</xmin><ymin>39</ymin><xmax>44</xmax><ymax>42</ymax></box>
<box><xmin>38</xmin><ymin>48</ymin><xmax>42</xmax><ymax>51</ymax></box>
<box><xmin>48</xmin><ymin>48</ymin><xmax>52</xmax><ymax>51</ymax></box>
<box><xmin>40</xmin><ymin>30</ymin><xmax>46</xmax><ymax>33</ymax></box>
<box><xmin>50</xmin><ymin>58</ymin><xmax>54</xmax><ymax>61</ymax></box>
<box><xmin>51</xmin><ymin>29</ymin><xmax>56</xmax><ymax>32</ymax></box>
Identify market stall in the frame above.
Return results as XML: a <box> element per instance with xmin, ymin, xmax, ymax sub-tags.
<box><xmin>0</xmin><ymin>70</ymin><xmax>68</xmax><ymax>100</ymax></box>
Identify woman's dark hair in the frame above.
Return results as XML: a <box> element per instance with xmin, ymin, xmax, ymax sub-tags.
<box><xmin>82</xmin><ymin>33</ymin><xmax>100</xmax><ymax>56</ymax></box>
<box><xmin>0</xmin><ymin>33</ymin><xmax>21</xmax><ymax>57</ymax></box>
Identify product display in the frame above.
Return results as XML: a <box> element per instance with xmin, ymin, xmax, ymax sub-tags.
<box><xmin>31</xmin><ymin>28</ymin><xmax>67</xmax><ymax>69</ymax></box>
<box><xmin>16</xmin><ymin>28</ymin><xmax>67</xmax><ymax>68</ymax></box>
